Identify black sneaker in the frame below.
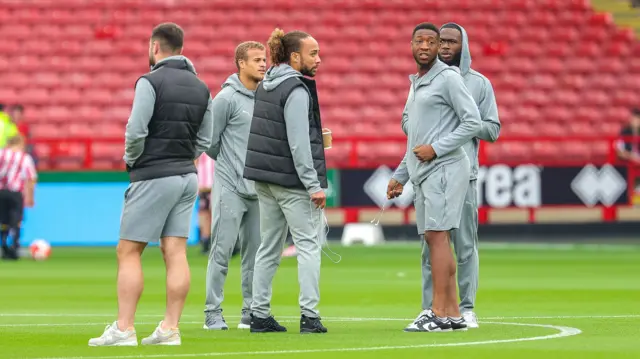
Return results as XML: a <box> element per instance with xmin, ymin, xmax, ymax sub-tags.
<box><xmin>300</xmin><ymin>315</ymin><xmax>327</xmax><ymax>334</ymax></box>
<box><xmin>250</xmin><ymin>314</ymin><xmax>287</xmax><ymax>333</ymax></box>
<box><xmin>407</xmin><ymin>315</ymin><xmax>452</xmax><ymax>332</ymax></box>
<box><xmin>1</xmin><ymin>246</ymin><xmax>9</xmax><ymax>260</ymax></box>
<box><xmin>449</xmin><ymin>317</ymin><xmax>468</xmax><ymax>331</ymax></box>
<box><xmin>201</xmin><ymin>239</ymin><xmax>210</xmax><ymax>254</ymax></box>
<box><xmin>2</xmin><ymin>247</ymin><xmax>18</xmax><ymax>260</ymax></box>
<box><xmin>404</xmin><ymin>309</ymin><xmax>434</xmax><ymax>332</ymax></box>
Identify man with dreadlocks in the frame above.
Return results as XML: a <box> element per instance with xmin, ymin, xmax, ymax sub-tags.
<box><xmin>243</xmin><ymin>28</ymin><xmax>328</xmax><ymax>334</ymax></box>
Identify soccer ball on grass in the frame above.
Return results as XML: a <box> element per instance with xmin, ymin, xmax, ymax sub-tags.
<box><xmin>29</xmin><ymin>239</ymin><xmax>51</xmax><ymax>261</ymax></box>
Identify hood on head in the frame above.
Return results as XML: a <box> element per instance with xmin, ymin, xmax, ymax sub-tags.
<box><xmin>440</xmin><ymin>22</ymin><xmax>471</xmax><ymax>76</ymax></box>
<box><xmin>222</xmin><ymin>73</ymin><xmax>255</xmax><ymax>98</ymax></box>
<box><xmin>262</xmin><ymin>64</ymin><xmax>302</xmax><ymax>91</ymax></box>
<box><xmin>152</xmin><ymin>55</ymin><xmax>198</xmax><ymax>74</ymax></box>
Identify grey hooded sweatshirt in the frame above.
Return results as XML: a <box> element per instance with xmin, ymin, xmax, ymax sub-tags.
<box><xmin>392</xmin><ymin>59</ymin><xmax>482</xmax><ymax>186</ymax></box>
<box><xmin>259</xmin><ymin>64</ymin><xmax>322</xmax><ymax>195</ymax></box>
<box><xmin>439</xmin><ymin>22</ymin><xmax>501</xmax><ymax>180</ymax></box>
<box><xmin>206</xmin><ymin>74</ymin><xmax>258</xmax><ymax>198</ymax></box>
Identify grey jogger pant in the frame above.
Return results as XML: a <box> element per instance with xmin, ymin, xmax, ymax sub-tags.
<box><xmin>421</xmin><ymin>179</ymin><xmax>479</xmax><ymax>312</ymax></box>
<box><xmin>119</xmin><ymin>173</ymin><xmax>198</xmax><ymax>242</ymax></box>
<box><xmin>204</xmin><ymin>181</ymin><xmax>260</xmax><ymax>316</ymax></box>
<box><xmin>251</xmin><ymin>182</ymin><xmax>324</xmax><ymax>318</ymax></box>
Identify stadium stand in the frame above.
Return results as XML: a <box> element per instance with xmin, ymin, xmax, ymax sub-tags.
<box><xmin>0</xmin><ymin>0</ymin><xmax>639</xmax><ymax>169</ymax></box>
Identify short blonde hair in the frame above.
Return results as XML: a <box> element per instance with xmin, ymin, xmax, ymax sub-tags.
<box><xmin>234</xmin><ymin>41</ymin><xmax>266</xmax><ymax>70</ymax></box>
<box><xmin>7</xmin><ymin>135</ymin><xmax>24</xmax><ymax>147</ymax></box>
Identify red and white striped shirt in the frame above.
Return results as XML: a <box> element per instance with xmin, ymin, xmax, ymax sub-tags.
<box><xmin>0</xmin><ymin>148</ymin><xmax>37</xmax><ymax>192</ymax></box>
<box><xmin>197</xmin><ymin>154</ymin><xmax>215</xmax><ymax>191</ymax></box>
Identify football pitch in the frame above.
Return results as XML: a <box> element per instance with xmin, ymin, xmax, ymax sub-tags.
<box><xmin>1</xmin><ymin>242</ymin><xmax>639</xmax><ymax>359</ymax></box>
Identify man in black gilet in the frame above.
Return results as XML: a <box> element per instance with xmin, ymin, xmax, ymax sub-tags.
<box><xmin>89</xmin><ymin>23</ymin><xmax>213</xmax><ymax>347</ymax></box>
<box><xmin>243</xmin><ymin>28</ymin><xmax>328</xmax><ymax>334</ymax></box>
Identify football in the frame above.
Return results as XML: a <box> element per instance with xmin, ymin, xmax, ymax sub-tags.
<box><xmin>29</xmin><ymin>239</ymin><xmax>52</xmax><ymax>261</ymax></box>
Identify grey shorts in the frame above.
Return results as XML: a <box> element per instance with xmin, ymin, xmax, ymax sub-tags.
<box><xmin>119</xmin><ymin>173</ymin><xmax>198</xmax><ymax>243</ymax></box>
<box><xmin>415</xmin><ymin>158</ymin><xmax>470</xmax><ymax>233</ymax></box>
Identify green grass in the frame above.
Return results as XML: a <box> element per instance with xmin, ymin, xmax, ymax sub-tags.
<box><xmin>1</xmin><ymin>243</ymin><xmax>639</xmax><ymax>359</ymax></box>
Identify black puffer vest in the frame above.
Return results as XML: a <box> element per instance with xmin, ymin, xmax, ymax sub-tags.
<box><xmin>128</xmin><ymin>59</ymin><xmax>210</xmax><ymax>182</ymax></box>
<box><xmin>244</xmin><ymin>76</ymin><xmax>327</xmax><ymax>189</ymax></box>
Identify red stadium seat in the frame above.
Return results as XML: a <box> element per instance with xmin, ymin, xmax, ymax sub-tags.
<box><xmin>0</xmin><ymin>0</ymin><xmax>637</xmax><ymax>169</ymax></box>
<box><xmin>596</xmin><ymin>121</ymin><xmax>623</xmax><ymax>137</ymax></box>
<box><xmin>45</xmin><ymin>106</ymin><xmax>74</xmax><ymax>123</ymax></box>
<box><xmin>486</xmin><ymin>142</ymin><xmax>530</xmax><ymax>162</ymax></box>
<box><xmin>506</xmin><ymin>122</ymin><xmax>535</xmax><ymax>137</ymax></box>
<box><xmin>533</xmin><ymin>141</ymin><xmax>561</xmax><ymax>160</ymax></box>
<box><xmin>561</xmin><ymin>141</ymin><xmax>592</xmax><ymax>161</ymax></box>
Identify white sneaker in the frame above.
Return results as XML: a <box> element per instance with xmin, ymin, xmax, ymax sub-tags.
<box><xmin>404</xmin><ymin>309</ymin><xmax>434</xmax><ymax>332</ymax></box>
<box><xmin>462</xmin><ymin>311</ymin><xmax>479</xmax><ymax>328</ymax></box>
<box><xmin>88</xmin><ymin>321</ymin><xmax>138</xmax><ymax>347</ymax></box>
<box><xmin>238</xmin><ymin>315</ymin><xmax>251</xmax><ymax>329</ymax></box>
<box><xmin>141</xmin><ymin>321</ymin><xmax>181</xmax><ymax>346</ymax></box>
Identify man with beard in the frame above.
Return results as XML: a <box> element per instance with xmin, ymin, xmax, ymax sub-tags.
<box><xmin>203</xmin><ymin>41</ymin><xmax>267</xmax><ymax>331</ymax></box>
<box><xmin>243</xmin><ymin>28</ymin><xmax>328</xmax><ymax>334</ymax></box>
<box><xmin>387</xmin><ymin>22</ymin><xmax>481</xmax><ymax>332</ymax></box>
<box><xmin>89</xmin><ymin>23</ymin><xmax>212</xmax><ymax>346</ymax></box>
<box><xmin>411</xmin><ymin>22</ymin><xmax>501</xmax><ymax>329</ymax></box>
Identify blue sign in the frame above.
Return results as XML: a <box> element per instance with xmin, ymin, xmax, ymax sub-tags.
<box><xmin>22</xmin><ymin>182</ymin><xmax>200</xmax><ymax>246</ymax></box>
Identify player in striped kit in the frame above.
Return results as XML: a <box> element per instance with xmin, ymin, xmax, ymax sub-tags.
<box><xmin>0</xmin><ymin>135</ymin><xmax>37</xmax><ymax>260</ymax></box>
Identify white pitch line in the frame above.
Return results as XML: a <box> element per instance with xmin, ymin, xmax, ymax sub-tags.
<box><xmin>0</xmin><ymin>321</ymin><xmax>200</xmax><ymax>328</ymax></box>
<box><xmin>0</xmin><ymin>319</ymin><xmax>370</xmax><ymax>328</ymax></box>
<box><xmin>483</xmin><ymin>315</ymin><xmax>640</xmax><ymax>320</ymax></box>
<box><xmin>0</xmin><ymin>314</ymin><xmax>172</xmax><ymax>318</ymax></box>
<box><xmin>3</xmin><ymin>314</ymin><xmax>637</xmax><ymax>328</ymax></box>
<box><xmin>28</xmin><ymin>321</ymin><xmax>582</xmax><ymax>359</ymax></box>
<box><xmin>1</xmin><ymin>313</ymin><xmax>639</xmax><ymax>320</ymax></box>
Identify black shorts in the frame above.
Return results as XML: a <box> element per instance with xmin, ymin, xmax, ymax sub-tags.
<box><xmin>198</xmin><ymin>191</ymin><xmax>211</xmax><ymax>211</ymax></box>
<box><xmin>0</xmin><ymin>190</ymin><xmax>24</xmax><ymax>227</ymax></box>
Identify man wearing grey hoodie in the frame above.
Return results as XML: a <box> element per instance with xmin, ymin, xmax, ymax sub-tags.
<box><xmin>414</xmin><ymin>22</ymin><xmax>501</xmax><ymax>329</ymax></box>
<box><xmin>243</xmin><ymin>28</ymin><xmax>328</xmax><ymax>334</ymax></box>
<box><xmin>202</xmin><ymin>41</ymin><xmax>267</xmax><ymax>331</ymax></box>
<box><xmin>388</xmin><ymin>23</ymin><xmax>482</xmax><ymax>332</ymax></box>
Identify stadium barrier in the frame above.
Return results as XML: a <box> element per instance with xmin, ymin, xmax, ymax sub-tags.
<box><xmin>25</xmin><ymin>136</ymin><xmax>640</xmax><ymax>245</ymax></box>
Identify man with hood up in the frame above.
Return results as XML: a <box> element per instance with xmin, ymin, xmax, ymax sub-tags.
<box><xmin>413</xmin><ymin>22</ymin><xmax>501</xmax><ymax>330</ymax></box>
<box><xmin>202</xmin><ymin>41</ymin><xmax>267</xmax><ymax>331</ymax></box>
<box><xmin>243</xmin><ymin>28</ymin><xmax>328</xmax><ymax>334</ymax></box>
<box><xmin>89</xmin><ymin>23</ymin><xmax>213</xmax><ymax>346</ymax></box>
<box><xmin>387</xmin><ymin>22</ymin><xmax>482</xmax><ymax>332</ymax></box>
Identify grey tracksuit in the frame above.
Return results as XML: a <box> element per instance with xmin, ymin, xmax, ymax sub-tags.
<box><xmin>250</xmin><ymin>65</ymin><xmax>325</xmax><ymax>319</ymax></box>
<box><xmin>392</xmin><ymin>59</ymin><xmax>482</xmax><ymax>233</ymax></box>
<box><xmin>120</xmin><ymin>56</ymin><xmax>212</xmax><ymax>243</ymax></box>
<box><xmin>204</xmin><ymin>74</ymin><xmax>260</xmax><ymax>317</ymax></box>
<box><xmin>421</xmin><ymin>23</ymin><xmax>502</xmax><ymax>312</ymax></box>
